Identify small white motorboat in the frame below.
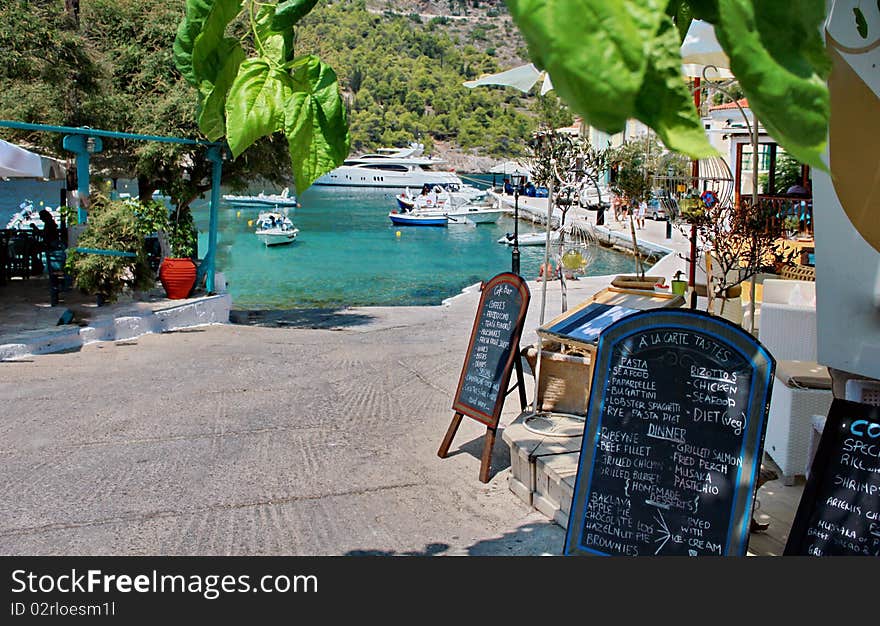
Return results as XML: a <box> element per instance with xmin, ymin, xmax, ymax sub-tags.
<box><xmin>497</xmin><ymin>231</ymin><xmax>560</xmax><ymax>246</ymax></box>
<box><xmin>388</xmin><ymin>210</ymin><xmax>448</xmax><ymax>227</ymax></box>
<box><xmin>255</xmin><ymin>211</ymin><xmax>299</xmax><ymax>246</ymax></box>
<box><xmin>446</xmin><ymin>203</ymin><xmax>506</xmax><ymax>224</ymax></box>
<box><xmin>5</xmin><ymin>201</ymin><xmax>61</xmax><ymax>230</ymax></box>
<box><xmin>225</xmin><ymin>187</ymin><xmax>300</xmax><ymax>210</ymax></box>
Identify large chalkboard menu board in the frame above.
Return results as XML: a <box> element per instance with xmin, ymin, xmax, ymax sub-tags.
<box><xmin>785</xmin><ymin>399</ymin><xmax>880</xmax><ymax>556</ymax></box>
<box><xmin>452</xmin><ymin>273</ymin><xmax>530</xmax><ymax>426</ymax></box>
<box><xmin>564</xmin><ymin>309</ymin><xmax>775</xmax><ymax>556</ymax></box>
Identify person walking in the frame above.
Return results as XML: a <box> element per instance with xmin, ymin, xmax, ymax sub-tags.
<box><xmin>637</xmin><ymin>199</ymin><xmax>647</xmax><ymax>229</ymax></box>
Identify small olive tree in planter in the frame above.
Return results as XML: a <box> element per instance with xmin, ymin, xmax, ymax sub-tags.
<box><xmin>67</xmin><ymin>196</ymin><xmax>155</xmax><ymax>305</ymax></box>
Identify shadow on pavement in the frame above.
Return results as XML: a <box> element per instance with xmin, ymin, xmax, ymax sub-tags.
<box><xmin>230</xmin><ymin>308</ymin><xmax>376</xmax><ymax>330</ymax></box>
<box><xmin>441</xmin><ymin>428</ymin><xmax>511</xmax><ymax>481</ymax></box>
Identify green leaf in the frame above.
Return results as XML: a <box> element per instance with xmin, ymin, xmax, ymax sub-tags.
<box><xmin>192</xmin><ymin>0</ymin><xmax>243</xmax><ymax>84</ymax></box>
<box><xmin>685</xmin><ymin>0</ymin><xmax>720</xmax><ymax>22</ymax></box>
<box><xmin>854</xmin><ymin>8</ymin><xmax>868</xmax><ymax>39</ymax></box>
<box><xmin>226</xmin><ymin>59</ymin><xmax>294</xmax><ymax>157</ymax></box>
<box><xmin>283</xmin><ymin>56</ymin><xmax>350</xmax><ymax>192</ymax></box>
<box><xmin>174</xmin><ymin>0</ymin><xmax>242</xmax><ymax>87</ymax></box>
<box><xmin>506</xmin><ymin>0</ymin><xmax>667</xmax><ymax>133</ymax></box>
<box><xmin>714</xmin><ymin>0</ymin><xmax>830</xmax><ymax>169</ymax></box>
<box><xmin>635</xmin><ymin>16</ymin><xmax>716</xmax><ymax>157</ymax></box>
<box><xmin>197</xmin><ymin>42</ymin><xmax>245</xmax><ymax>140</ymax></box>
<box><xmin>255</xmin><ymin>4</ymin><xmax>296</xmax><ymax>64</ymax></box>
<box><xmin>668</xmin><ymin>1</ymin><xmax>693</xmax><ymax>43</ymax></box>
<box><xmin>272</xmin><ymin>0</ymin><xmax>320</xmax><ymax>31</ymax></box>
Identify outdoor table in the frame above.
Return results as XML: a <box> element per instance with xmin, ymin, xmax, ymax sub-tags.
<box><xmin>525</xmin><ymin>286</ymin><xmax>685</xmax><ymax>416</ymax></box>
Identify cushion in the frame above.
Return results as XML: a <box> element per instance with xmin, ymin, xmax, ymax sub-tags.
<box><xmin>775</xmin><ymin>360</ymin><xmax>832</xmax><ymax>389</ymax></box>
<box><xmin>786</xmin><ymin>283</ymin><xmax>816</xmax><ymax>307</ymax></box>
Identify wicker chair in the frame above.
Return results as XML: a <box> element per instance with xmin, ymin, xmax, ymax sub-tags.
<box><xmin>757</xmin><ymin>279</ymin><xmax>817</xmax><ymax>362</ymax></box>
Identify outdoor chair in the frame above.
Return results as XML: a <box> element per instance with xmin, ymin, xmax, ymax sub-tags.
<box><xmin>764</xmin><ymin>360</ymin><xmax>833</xmax><ymax>485</ymax></box>
<box><xmin>757</xmin><ymin>279</ymin><xmax>817</xmax><ymax>362</ymax></box>
<box><xmin>6</xmin><ymin>233</ymin><xmax>37</xmax><ymax>279</ymax></box>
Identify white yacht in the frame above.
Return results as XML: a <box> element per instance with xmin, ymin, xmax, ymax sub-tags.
<box><xmin>314</xmin><ymin>143</ymin><xmax>464</xmax><ymax>189</ymax></box>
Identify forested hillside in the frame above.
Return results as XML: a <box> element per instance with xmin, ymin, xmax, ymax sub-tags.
<box><xmin>0</xmin><ymin>0</ymin><xmax>571</xmax><ymax>171</ymax></box>
<box><xmin>296</xmin><ymin>0</ymin><xmax>571</xmax><ymax>160</ymax></box>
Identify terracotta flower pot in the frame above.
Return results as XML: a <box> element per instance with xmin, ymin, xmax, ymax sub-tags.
<box><xmin>159</xmin><ymin>257</ymin><xmax>197</xmax><ymax>299</ymax></box>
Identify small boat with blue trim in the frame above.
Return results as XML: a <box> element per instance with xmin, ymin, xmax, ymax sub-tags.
<box><xmin>224</xmin><ymin>187</ymin><xmax>300</xmax><ymax>210</ymax></box>
<box><xmin>388</xmin><ymin>210</ymin><xmax>448</xmax><ymax>227</ymax></box>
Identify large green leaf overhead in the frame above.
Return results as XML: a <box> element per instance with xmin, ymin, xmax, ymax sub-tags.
<box><xmin>506</xmin><ymin>0</ymin><xmax>714</xmax><ymax>157</ymax></box>
<box><xmin>272</xmin><ymin>0</ymin><xmax>321</xmax><ymax>30</ymax></box>
<box><xmin>173</xmin><ymin>0</ymin><xmax>350</xmax><ymax>191</ymax></box>
<box><xmin>284</xmin><ymin>56</ymin><xmax>350</xmax><ymax>192</ymax></box>
<box><xmin>225</xmin><ymin>58</ymin><xmax>293</xmax><ymax>157</ymax></box>
<box><xmin>714</xmin><ymin>0</ymin><xmax>830</xmax><ymax>169</ymax></box>
<box><xmin>198</xmin><ymin>43</ymin><xmax>245</xmax><ymax>141</ymax></box>
<box><xmin>175</xmin><ymin>0</ymin><xmax>238</xmax><ymax>87</ymax></box>
<box><xmin>635</xmin><ymin>15</ymin><xmax>714</xmax><ymax>156</ymax></box>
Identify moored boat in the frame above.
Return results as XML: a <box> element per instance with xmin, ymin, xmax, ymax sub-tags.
<box><xmin>316</xmin><ymin>143</ymin><xmax>464</xmax><ymax>189</ymax></box>
<box><xmin>497</xmin><ymin>231</ymin><xmax>560</xmax><ymax>246</ymax></box>
<box><xmin>255</xmin><ymin>211</ymin><xmax>299</xmax><ymax>246</ymax></box>
<box><xmin>225</xmin><ymin>187</ymin><xmax>299</xmax><ymax>210</ymax></box>
<box><xmin>388</xmin><ymin>211</ymin><xmax>448</xmax><ymax>227</ymax></box>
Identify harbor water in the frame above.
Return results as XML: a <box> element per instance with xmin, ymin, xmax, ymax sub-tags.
<box><xmin>2</xmin><ymin>178</ymin><xmax>642</xmax><ymax>309</ymax></box>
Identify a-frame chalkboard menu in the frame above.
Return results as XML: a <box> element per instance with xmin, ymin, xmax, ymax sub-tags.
<box><xmin>439</xmin><ymin>272</ymin><xmax>530</xmax><ymax>482</ymax></box>
<box><xmin>564</xmin><ymin>309</ymin><xmax>775</xmax><ymax>556</ymax></box>
<box><xmin>785</xmin><ymin>399</ymin><xmax>880</xmax><ymax>556</ymax></box>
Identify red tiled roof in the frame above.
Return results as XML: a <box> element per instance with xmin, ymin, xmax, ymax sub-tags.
<box><xmin>709</xmin><ymin>98</ymin><xmax>749</xmax><ymax>111</ymax></box>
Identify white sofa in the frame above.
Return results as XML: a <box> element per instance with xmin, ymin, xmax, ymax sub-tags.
<box><xmin>757</xmin><ymin>279</ymin><xmax>818</xmax><ymax>362</ymax></box>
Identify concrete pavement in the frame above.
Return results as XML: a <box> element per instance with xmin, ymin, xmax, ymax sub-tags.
<box><xmin>0</xmin><ymin>205</ymin><xmax>690</xmax><ymax>556</ymax></box>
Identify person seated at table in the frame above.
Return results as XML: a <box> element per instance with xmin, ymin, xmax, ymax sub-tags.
<box><xmin>524</xmin><ymin>181</ymin><xmax>536</xmax><ymax>197</ymax></box>
<box><xmin>503</xmin><ymin>178</ymin><xmax>513</xmax><ymax>195</ymax></box>
<box><xmin>35</xmin><ymin>209</ymin><xmax>61</xmax><ymax>249</ymax></box>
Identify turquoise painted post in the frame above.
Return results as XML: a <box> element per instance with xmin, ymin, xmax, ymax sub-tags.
<box><xmin>62</xmin><ymin>134</ymin><xmax>102</xmax><ymax>223</ymax></box>
<box><xmin>204</xmin><ymin>146</ymin><xmax>223</xmax><ymax>293</ymax></box>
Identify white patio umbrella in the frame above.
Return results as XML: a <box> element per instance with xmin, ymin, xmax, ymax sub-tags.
<box><xmin>0</xmin><ymin>138</ymin><xmax>65</xmax><ymax>179</ymax></box>
<box><xmin>489</xmin><ymin>160</ymin><xmax>531</xmax><ymax>177</ymax></box>
<box><xmin>463</xmin><ymin>63</ymin><xmax>554</xmax><ymax>95</ymax></box>
<box><xmin>680</xmin><ymin>19</ymin><xmax>734</xmax><ymax>80</ymax></box>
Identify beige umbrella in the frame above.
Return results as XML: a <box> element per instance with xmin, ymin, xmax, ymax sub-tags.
<box><xmin>0</xmin><ymin>138</ymin><xmax>66</xmax><ymax>179</ymax></box>
<box><xmin>463</xmin><ymin>63</ymin><xmax>554</xmax><ymax>95</ymax></box>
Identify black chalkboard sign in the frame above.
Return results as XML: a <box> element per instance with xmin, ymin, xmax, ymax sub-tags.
<box><xmin>439</xmin><ymin>272</ymin><xmax>530</xmax><ymax>482</ymax></box>
<box><xmin>785</xmin><ymin>399</ymin><xmax>880</xmax><ymax>556</ymax></box>
<box><xmin>564</xmin><ymin>309</ymin><xmax>775</xmax><ymax>556</ymax></box>
<box><xmin>452</xmin><ymin>273</ymin><xmax>530</xmax><ymax>426</ymax></box>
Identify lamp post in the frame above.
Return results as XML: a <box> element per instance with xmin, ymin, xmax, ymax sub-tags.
<box><xmin>510</xmin><ymin>172</ymin><xmax>524</xmax><ymax>275</ymax></box>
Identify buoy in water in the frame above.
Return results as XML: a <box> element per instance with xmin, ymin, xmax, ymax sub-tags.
<box><xmin>236</xmin><ymin>211</ymin><xmax>241</xmax><ymax>218</ymax></box>
<box><xmin>395</xmin><ymin>231</ymin><xmax>401</xmax><ymax>237</ymax></box>
<box><xmin>247</xmin><ymin>219</ymin><xmax>253</xmax><ymax>227</ymax></box>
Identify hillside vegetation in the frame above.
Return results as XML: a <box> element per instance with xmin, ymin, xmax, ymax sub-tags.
<box><xmin>296</xmin><ymin>0</ymin><xmax>571</xmax><ymax>159</ymax></box>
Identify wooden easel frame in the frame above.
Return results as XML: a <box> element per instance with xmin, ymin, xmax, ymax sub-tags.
<box><xmin>438</xmin><ymin>355</ymin><xmax>527</xmax><ymax>482</ymax></box>
<box><xmin>439</xmin><ymin>273</ymin><xmax>530</xmax><ymax>483</ymax></box>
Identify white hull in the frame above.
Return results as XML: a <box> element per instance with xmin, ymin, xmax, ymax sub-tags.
<box><xmin>256</xmin><ymin>228</ymin><xmax>299</xmax><ymax>246</ymax></box>
<box><xmin>315</xmin><ymin>166</ymin><xmax>462</xmax><ymax>189</ymax></box>
<box><xmin>449</xmin><ymin>206</ymin><xmax>505</xmax><ymax>224</ymax></box>
<box><xmin>224</xmin><ymin>188</ymin><xmax>298</xmax><ymax>209</ymax></box>
<box><xmin>498</xmin><ymin>231</ymin><xmax>560</xmax><ymax>246</ymax></box>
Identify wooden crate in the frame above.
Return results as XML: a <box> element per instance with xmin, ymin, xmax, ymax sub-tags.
<box><xmin>524</xmin><ymin>342</ymin><xmax>595</xmax><ymax>416</ymax></box>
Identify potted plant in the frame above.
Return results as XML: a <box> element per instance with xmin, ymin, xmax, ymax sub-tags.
<box><xmin>67</xmin><ymin>196</ymin><xmax>154</xmax><ymax>305</ymax></box>
<box><xmin>157</xmin><ymin>204</ymin><xmax>198</xmax><ymax>300</ymax></box>
<box><xmin>783</xmin><ymin>215</ymin><xmax>801</xmax><ymax>239</ymax></box>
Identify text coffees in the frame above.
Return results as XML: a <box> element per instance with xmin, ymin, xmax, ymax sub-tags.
<box><xmin>565</xmin><ymin>310</ymin><xmax>775</xmax><ymax>556</ymax></box>
<box><xmin>452</xmin><ymin>273</ymin><xmax>530</xmax><ymax>426</ymax></box>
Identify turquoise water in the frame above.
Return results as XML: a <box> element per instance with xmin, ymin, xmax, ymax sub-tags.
<box><xmin>196</xmin><ymin>184</ymin><xmax>639</xmax><ymax>308</ymax></box>
<box><xmin>2</xmin><ymin>178</ymin><xmax>641</xmax><ymax>309</ymax></box>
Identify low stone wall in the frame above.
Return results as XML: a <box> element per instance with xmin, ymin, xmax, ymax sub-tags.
<box><xmin>0</xmin><ymin>293</ymin><xmax>231</xmax><ymax>361</ymax></box>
